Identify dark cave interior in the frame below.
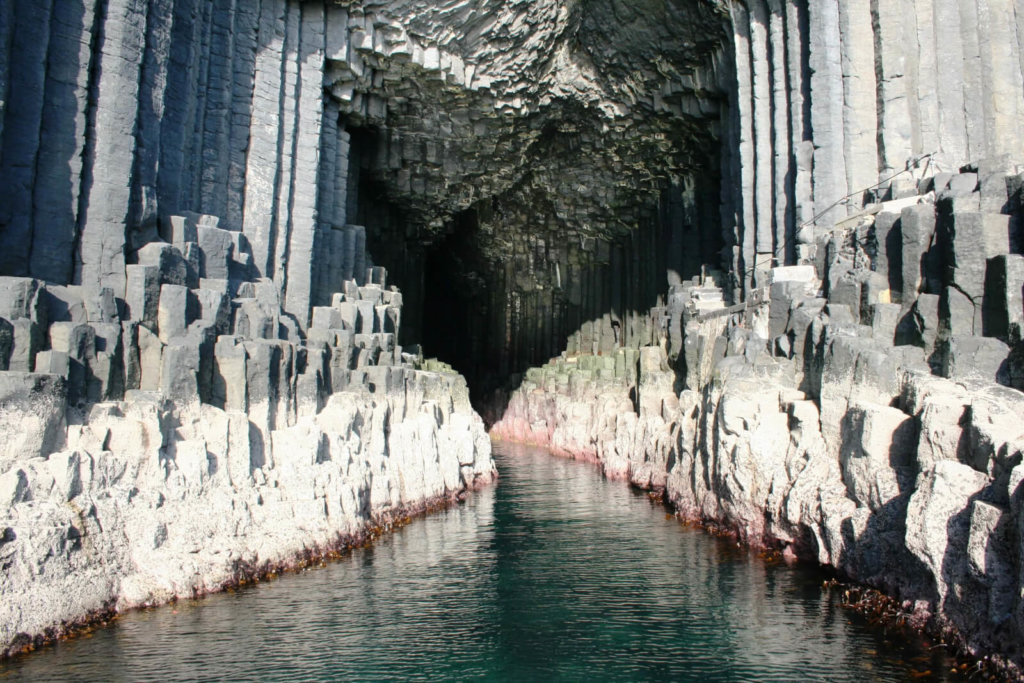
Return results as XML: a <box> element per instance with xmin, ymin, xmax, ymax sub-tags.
<box><xmin>347</xmin><ymin>117</ymin><xmax>724</xmax><ymax>407</ymax></box>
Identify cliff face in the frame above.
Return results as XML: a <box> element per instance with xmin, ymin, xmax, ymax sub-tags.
<box><xmin>2</xmin><ymin>1</ymin><xmax>1024</xmax><ymax>388</ymax></box>
<box><xmin>718</xmin><ymin>0</ymin><xmax>1024</xmax><ymax>298</ymax></box>
<box><xmin>493</xmin><ymin>167</ymin><xmax>1024</xmax><ymax>669</ymax></box>
<box><xmin>0</xmin><ymin>0</ymin><xmax>731</xmax><ymax>398</ymax></box>
<box><xmin>2</xmin><ymin>0</ymin><xmax>1024</xmax><ymax>670</ymax></box>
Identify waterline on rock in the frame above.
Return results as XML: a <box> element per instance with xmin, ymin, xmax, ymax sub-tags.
<box><xmin>1</xmin><ymin>441</ymin><xmax>960</xmax><ymax>682</ymax></box>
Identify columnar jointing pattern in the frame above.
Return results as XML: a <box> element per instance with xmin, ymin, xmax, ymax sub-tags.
<box><xmin>720</xmin><ymin>0</ymin><xmax>1024</xmax><ymax>296</ymax></box>
<box><xmin>0</xmin><ymin>0</ymin><xmax>358</xmax><ymax>328</ymax></box>
<box><xmin>4</xmin><ymin>0</ymin><xmax>1024</xmax><ymax>382</ymax></box>
<box><xmin>3</xmin><ymin>0</ymin><xmax>1024</xmax><ymax>671</ymax></box>
<box><xmin>0</xmin><ymin>0</ymin><xmax>730</xmax><ymax>387</ymax></box>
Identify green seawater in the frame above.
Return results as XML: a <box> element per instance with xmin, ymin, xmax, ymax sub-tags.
<box><xmin>1</xmin><ymin>441</ymin><xmax>957</xmax><ymax>681</ymax></box>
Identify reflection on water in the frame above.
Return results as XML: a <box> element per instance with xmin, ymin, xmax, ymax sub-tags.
<box><xmin>1</xmin><ymin>442</ymin><xmax>955</xmax><ymax>681</ymax></box>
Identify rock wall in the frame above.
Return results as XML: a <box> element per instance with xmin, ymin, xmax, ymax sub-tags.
<box><xmin>1</xmin><ymin>374</ymin><xmax>493</xmax><ymax>656</ymax></box>
<box><xmin>719</xmin><ymin>0</ymin><xmax>1024</xmax><ymax>298</ymax></box>
<box><xmin>0</xmin><ymin>234</ymin><xmax>495</xmax><ymax>655</ymax></box>
<box><xmin>0</xmin><ymin>0</ymin><xmax>726</xmax><ymax>334</ymax></box>
<box><xmin>0</xmin><ymin>0</ymin><xmax>511</xmax><ymax>655</ymax></box>
<box><xmin>493</xmin><ymin>172</ymin><xmax>1024</xmax><ymax>670</ymax></box>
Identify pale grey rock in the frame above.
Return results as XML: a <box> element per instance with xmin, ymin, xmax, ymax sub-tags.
<box><xmin>125</xmin><ymin>265</ymin><xmax>161</xmax><ymax>328</ymax></box>
<box><xmin>84</xmin><ymin>287</ymin><xmax>119</xmax><ymax>324</ymax></box>
<box><xmin>0</xmin><ymin>277</ymin><xmax>44</xmax><ymax>323</ymax></box>
<box><xmin>196</xmin><ymin>226</ymin><xmax>234</xmax><ymax>280</ymax></box>
<box><xmin>193</xmin><ymin>280</ymin><xmax>231</xmax><ymax>335</ymax></box>
<box><xmin>941</xmin><ymin>335</ymin><xmax>1011</xmax><ymax>385</ymax></box>
<box><xmin>3</xmin><ymin>318</ymin><xmax>40</xmax><ymax>373</ymax></box>
<box><xmin>0</xmin><ymin>372</ymin><xmax>66</xmax><ymax>470</ymax></box>
<box><xmin>0</xmin><ymin>387</ymin><xmax>493</xmax><ymax>654</ymax></box>
<box><xmin>212</xmin><ymin>335</ymin><xmax>247</xmax><ymax>412</ymax></box>
<box><xmin>137</xmin><ymin>324</ymin><xmax>163</xmax><ymax>392</ymax></box>
<box><xmin>839</xmin><ymin>402</ymin><xmax>916</xmax><ymax>511</ymax></box>
<box><xmin>157</xmin><ymin>284</ymin><xmax>190</xmax><ymax>343</ymax></box>
<box><xmin>161</xmin><ymin>214</ymin><xmax>198</xmax><ymax>245</ymax></box>
<box><xmin>135</xmin><ymin>243</ymin><xmax>188</xmax><ymax>288</ymax></box>
<box><xmin>43</xmin><ymin>285</ymin><xmax>87</xmax><ymax>325</ymax></box>
<box><xmin>905</xmin><ymin>461</ymin><xmax>989</xmax><ymax>603</ymax></box>
<box><xmin>34</xmin><ymin>350</ymin><xmax>69</xmax><ymax>377</ymax></box>
<box><xmin>1</xmin><ymin>0</ymin><xmax>1024</xmax><ymax>668</ymax></box>
<box><xmin>870</xmin><ymin>303</ymin><xmax>901</xmax><ymax>343</ymax></box>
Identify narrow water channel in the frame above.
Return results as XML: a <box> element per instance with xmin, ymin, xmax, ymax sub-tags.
<box><xmin>2</xmin><ymin>441</ymin><xmax>957</xmax><ymax>681</ymax></box>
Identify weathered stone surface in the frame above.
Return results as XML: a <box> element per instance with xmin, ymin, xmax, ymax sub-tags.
<box><xmin>125</xmin><ymin>265</ymin><xmax>161</xmax><ymax>328</ymax></box>
<box><xmin>0</xmin><ymin>372</ymin><xmax>66</xmax><ymax>470</ymax></box>
<box><xmin>0</xmin><ymin>277</ymin><xmax>44</xmax><ymax>323</ymax></box>
<box><xmin>498</xmin><ymin>250</ymin><xmax>1024</xmax><ymax>671</ymax></box>
<box><xmin>941</xmin><ymin>335</ymin><xmax>1011</xmax><ymax>385</ymax></box>
<box><xmin>157</xmin><ymin>284</ymin><xmax>189</xmax><ymax>344</ymax></box>
<box><xmin>197</xmin><ymin>226</ymin><xmax>234</xmax><ymax>281</ymax></box>
<box><xmin>42</xmin><ymin>285</ymin><xmax>86</xmax><ymax>325</ymax></box>
<box><xmin>0</xmin><ymin>382</ymin><xmax>493</xmax><ymax>655</ymax></box>
<box><xmin>135</xmin><ymin>243</ymin><xmax>188</xmax><ymax>288</ymax></box>
<box><xmin>900</xmin><ymin>204</ymin><xmax>937</xmax><ymax>305</ymax></box>
<box><xmin>839</xmin><ymin>402</ymin><xmax>915</xmax><ymax>511</ymax></box>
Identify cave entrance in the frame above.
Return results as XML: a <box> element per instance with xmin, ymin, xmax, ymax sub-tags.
<box><xmin>420</xmin><ymin>209</ymin><xmax>496</xmax><ymax>408</ymax></box>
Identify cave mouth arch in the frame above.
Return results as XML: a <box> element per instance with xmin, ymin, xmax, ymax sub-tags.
<box><xmin>359</xmin><ymin>183</ymin><xmax>725</xmax><ymax>416</ymax></box>
<box><xmin>346</xmin><ymin>113</ymin><xmax>726</xmax><ymax>412</ymax></box>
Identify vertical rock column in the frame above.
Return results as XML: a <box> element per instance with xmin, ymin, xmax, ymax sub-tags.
<box><xmin>131</xmin><ymin>0</ymin><xmax>174</xmax><ymax>238</ymax></box>
<box><xmin>837</xmin><ymin>0</ymin><xmax>877</xmax><ymax>201</ymax></box>
<box><xmin>75</xmin><ymin>0</ymin><xmax>148</xmax><ymax>300</ymax></box>
<box><xmin>748</xmin><ymin>0</ymin><xmax>775</xmax><ymax>280</ymax></box>
<box><xmin>269</xmin><ymin>3</ymin><xmax>301</xmax><ymax>295</ymax></box>
<box><xmin>313</xmin><ymin>98</ymin><xmax>340</xmax><ymax>307</ymax></box>
<box><xmin>932</xmin><ymin>0</ymin><xmax>968</xmax><ymax>165</ymax></box>
<box><xmin>729</xmin><ymin>2</ymin><xmax>757</xmax><ymax>292</ymax></box>
<box><xmin>907</xmin><ymin>0</ymin><xmax>941</xmax><ymax>160</ymax></box>
<box><xmin>0</xmin><ymin>0</ymin><xmax>53</xmax><ymax>277</ymax></box>
<box><xmin>767</xmin><ymin>0</ymin><xmax>793</xmax><ymax>267</ymax></box>
<box><xmin>718</xmin><ymin>47</ymin><xmax>741</xmax><ymax>298</ymax></box>
<box><xmin>226</xmin><ymin>0</ymin><xmax>260</xmax><ymax>230</ymax></box>
<box><xmin>807</xmin><ymin>0</ymin><xmax>848</xmax><ymax>227</ymax></box>
<box><xmin>872</xmin><ymin>0</ymin><xmax>913</xmax><ymax>175</ymax></box>
<box><xmin>977</xmin><ymin>0</ymin><xmax>1024</xmax><ymax>158</ymax></box>
<box><xmin>242</xmin><ymin>0</ymin><xmax>288</xmax><ymax>279</ymax></box>
<box><xmin>157</xmin><ymin>0</ymin><xmax>202</xmax><ymax>218</ymax></box>
<box><xmin>282</xmin><ymin>1</ymin><xmax>326</xmax><ymax>329</ymax></box>
<box><xmin>184</xmin><ymin>0</ymin><xmax>215</xmax><ymax>210</ymax></box>
<box><xmin>958</xmin><ymin>0</ymin><xmax>986</xmax><ymax>161</ymax></box>
<box><xmin>783</xmin><ymin>0</ymin><xmax>814</xmax><ymax>241</ymax></box>
<box><xmin>198</xmin><ymin>0</ymin><xmax>239</xmax><ymax>221</ymax></box>
<box><xmin>31</xmin><ymin>0</ymin><xmax>99</xmax><ymax>283</ymax></box>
